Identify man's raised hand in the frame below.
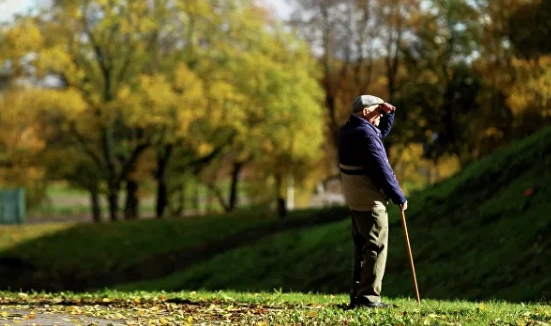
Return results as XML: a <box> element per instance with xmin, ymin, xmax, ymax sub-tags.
<box><xmin>379</xmin><ymin>103</ymin><xmax>396</xmax><ymax>114</ymax></box>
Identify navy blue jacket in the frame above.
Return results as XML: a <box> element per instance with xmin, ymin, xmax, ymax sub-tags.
<box><xmin>338</xmin><ymin>113</ymin><xmax>407</xmax><ymax>205</ymax></box>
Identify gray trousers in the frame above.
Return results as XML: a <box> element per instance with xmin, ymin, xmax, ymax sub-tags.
<box><xmin>350</xmin><ymin>208</ymin><xmax>389</xmax><ymax>303</ymax></box>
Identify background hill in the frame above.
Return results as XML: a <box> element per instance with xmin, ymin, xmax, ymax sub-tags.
<box><xmin>119</xmin><ymin>126</ymin><xmax>551</xmax><ymax>302</ymax></box>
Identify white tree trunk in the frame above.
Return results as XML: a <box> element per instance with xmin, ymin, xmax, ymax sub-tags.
<box><xmin>286</xmin><ymin>173</ymin><xmax>295</xmax><ymax>211</ymax></box>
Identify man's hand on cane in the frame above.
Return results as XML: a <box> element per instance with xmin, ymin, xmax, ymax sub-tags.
<box><xmin>400</xmin><ymin>200</ymin><xmax>408</xmax><ymax>211</ymax></box>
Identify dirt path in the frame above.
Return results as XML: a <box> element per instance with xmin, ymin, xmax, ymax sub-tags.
<box><xmin>1</xmin><ymin>306</ymin><xmax>125</xmax><ymax>326</ymax></box>
<box><xmin>0</xmin><ymin>299</ymin><xmax>295</xmax><ymax>326</ymax></box>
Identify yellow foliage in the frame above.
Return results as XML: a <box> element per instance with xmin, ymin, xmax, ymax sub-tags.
<box><xmin>1</xmin><ymin>19</ymin><xmax>43</xmax><ymax>59</ymax></box>
<box><xmin>0</xmin><ymin>0</ymin><xmax>327</xmax><ymax>205</ymax></box>
<box><xmin>508</xmin><ymin>56</ymin><xmax>551</xmax><ymax>117</ymax></box>
<box><xmin>118</xmin><ymin>63</ymin><xmax>207</xmax><ymax>136</ymax></box>
<box><xmin>29</xmin><ymin>88</ymin><xmax>89</xmax><ymax>121</ymax></box>
<box><xmin>0</xmin><ymin>90</ymin><xmax>46</xmax><ymax>186</ymax></box>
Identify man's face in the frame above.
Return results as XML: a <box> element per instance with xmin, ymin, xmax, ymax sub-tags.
<box><xmin>364</xmin><ymin>106</ymin><xmax>384</xmax><ymax>126</ymax></box>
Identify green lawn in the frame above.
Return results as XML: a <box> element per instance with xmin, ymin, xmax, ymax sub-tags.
<box><xmin>0</xmin><ymin>212</ymin><xmax>275</xmax><ymax>270</ymax></box>
<box><xmin>0</xmin><ymin>291</ymin><xmax>549</xmax><ymax>325</ymax></box>
<box><xmin>119</xmin><ymin>126</ymin><xmax>551</xmax><ymax>302</ymax></box>
<box><xmin>0</xmin><ymin>207</ymin><xmax>348</xmax><ymax>272</ymax></box>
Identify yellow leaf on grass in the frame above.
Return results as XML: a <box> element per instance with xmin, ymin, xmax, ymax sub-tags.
<box><xmin>1</xmin><ymin>312</ymin><xmax>8</xmax><ymax>317</ymax></box>
<box><xmin>308</xmin><ymin>311</ymin><xmax>317</xmax><ymax>317</ymax></box>
<box><xmin>159</xmin><ymin>317</ymin><xmax>169</xmax><ymax>325</ymax></box>
<box><xmin>478</xmin><ymin>303</ymin><xmax>487</xmax><ymax>311</ymax></box>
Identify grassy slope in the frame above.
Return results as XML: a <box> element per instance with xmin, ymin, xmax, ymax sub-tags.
<box><xmin>122</xmin><ymin>127</ymin><xmax>551</xmax><ymax>302</ymax></box>
<box><xmin>1</xmin><ymin>291</ymin><xmax>550</xmax><ymax>325</ymax></box>
<box><xmin>0</xmin><ymin>211</ymin><xmax>287</xmax><ymax>270</ymax></box>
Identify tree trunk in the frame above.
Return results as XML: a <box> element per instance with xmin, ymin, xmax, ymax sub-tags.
<box><xmin>107</xmin><ymin>185</ymin><xmax>119</xmax><ymax>221</ymax></box>
<box><xmin>227</xmin><ymin>161</ymin><xmax>244</xmax><ymax>213</ymax></box>
<box><xmin>155</xmin><ymin>144</ymin><xmax>173</xmax><ymax>219</ymax></box>
<box><xmin>90</xmin><ymin>188</ymin><xmax>102</xmax><ymax>223</ymax></box>
<box><xmin>286</xmin><ymin>173</ymin><xmax>295</xmax><ymax>211</ymax></box>
<box><xmin>433</xmin><ymin>158</ymin><xmax>440</xmax><ymax>183</ymax></box>
<box><xmin>156</xmin><ymin>177</ymin><xmax>168</xmax><ymax>219</ymax></box>
<box><xmin>275</xmin><ymin>173</ymin><xmax>286</xmax><ymax>219</ymax></box>
<box><xmin>193</xmin><ymin>181</ymin><xmax>200</xmax><ymax>213</ymax></box>
<box><xmin>170</xmin><ymin>182</ymin><xmax>186</xmax><ymax>217</ymax></box>
<box><xmin>124</xmin><ymin>178</ymin><xmax>139</xmax><ymax>219</ymax></box>
<box><xmin>206</xmin><ymin>190</ymin><xmax>213</xmax><ymax>213</ymax></box>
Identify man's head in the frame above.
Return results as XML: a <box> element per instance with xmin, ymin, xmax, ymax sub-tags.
<box><xmin>352</xmin><ymin>95</ymin><xmax>385</xmax><ymax>126</ymax></box>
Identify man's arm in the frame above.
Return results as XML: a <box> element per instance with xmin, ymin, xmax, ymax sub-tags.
<box><xmin>377</xmin><ymin>111</ymin><xmax>395</xmax><ymax>139</ymax></box>
<box><xmin>362</xmin><ymin>135</ymin><xmax>406</xmax><ymax>205</ymax></box>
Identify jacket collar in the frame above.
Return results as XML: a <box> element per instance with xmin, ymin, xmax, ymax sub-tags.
<box><xmin>346</xmin><ymin>114</ymin><xmax>381</xmax><ymax>137</ymax></box>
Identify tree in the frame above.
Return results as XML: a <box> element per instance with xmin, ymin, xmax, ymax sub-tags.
<box><xmin>2</xmin><ymin>1</ymin><xmax>213</xmax><ymax>220</ymax></box>
<box><xmin>397</xmin><ymin>0</ymin><xmax>484</xmax><ymax>165</ymax></box>
<box><xmin>196</xmin><ymin>10</ymin><xmax>326</xmax><ymax>213</ymax></box>
<box><xmin>289</xmin><ymin>0</ymin><xmax>382</xmax><ymax>151</ymax></box>
<box><xmin>0</xmin><ymin>89</ymin><xmax>48</xmax><ymax>209</ymax></box>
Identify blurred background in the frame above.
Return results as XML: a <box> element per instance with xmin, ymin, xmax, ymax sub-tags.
<box><xmin>0</xmin><ymin>0</ymin><xmax>549</xmax><ymax>222</ymax></box>
<box><xmin>0</xmin><ymin>0</ymin><xmax>550</xmax><ymax>301</ymax></box>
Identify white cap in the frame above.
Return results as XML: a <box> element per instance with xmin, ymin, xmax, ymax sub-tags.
<box><xmin>352</xmin><ymin>95</ymin><xmax>385</xmax><ymax>113</ymax></box>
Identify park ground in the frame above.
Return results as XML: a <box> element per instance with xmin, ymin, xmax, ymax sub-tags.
<box><xmin>1</xmin><ymin>126</ymin><xmax>550</xmax><ymax>325</ymax></box>
<box><xmin>1</xmin><ymin>291</ymin><xmax>550</xmax><ymax>325</ymax></box>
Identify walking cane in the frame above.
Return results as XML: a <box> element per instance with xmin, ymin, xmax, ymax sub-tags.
<box><xmin>400</xmin><ymin>210</ymin><xmax>421</xmax><ymax>304</ymax></box>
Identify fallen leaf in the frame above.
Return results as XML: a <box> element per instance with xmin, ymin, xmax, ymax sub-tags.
<box><xmin>478</xmin><ymin>303</ymin><xmax>487</xmax><ymax>311</ymax></box>
<box><xmin>523</xmin><ymin>188</ymin><xmax>535</xmax><ymax>197</ymax></box>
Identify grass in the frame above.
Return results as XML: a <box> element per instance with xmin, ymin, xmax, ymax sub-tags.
<box><xmin>1</xmin><ymin>126</ymin><xmax>550</xmax><ymax>307</ymax></box>
<box><xmin>0</xmin><ymin>212</ymin><xmax>274</xmax><ymax>270</ymax></box>
<box><xmin>0</xmin><ymin>207</ymin><xmax>347</xmax><ymax>272</ymax></box>
<box><xmin>0</xmin><ymin>290</ymin><xmax>550</xmax><ymax>325</ymax></box>
<box><xmin>119</xmin><ymin>126</ymin><xmax>551</xmax><ymax>302</ymax></box>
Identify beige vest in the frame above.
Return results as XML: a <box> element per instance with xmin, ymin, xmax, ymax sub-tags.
<box><xmin>340</xmin><ymin>163</ymin><xmax>388</xmax><ymax>211</ymax></box>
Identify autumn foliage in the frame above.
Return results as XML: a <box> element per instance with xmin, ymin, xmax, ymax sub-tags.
<box><xmin>0</xmin><ymin>0</ymin><xmax>549</xmax><ymax>221</ymax></box>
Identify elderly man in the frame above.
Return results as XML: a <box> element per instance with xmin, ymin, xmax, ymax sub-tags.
<box><xmin>338</xmin><ymin>95</ymin><xmax>408</xmax><ymax>309</ymax></box>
